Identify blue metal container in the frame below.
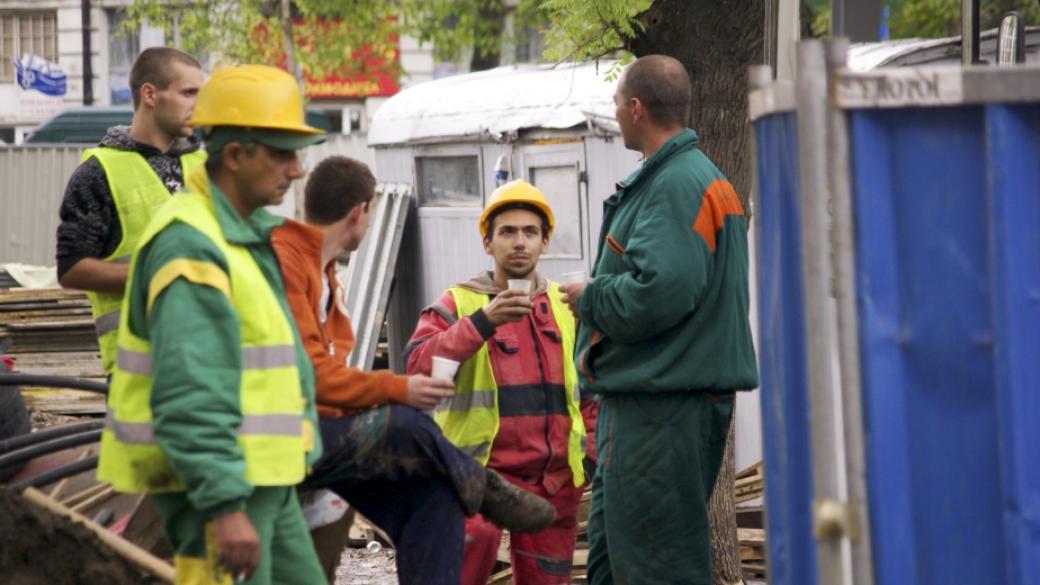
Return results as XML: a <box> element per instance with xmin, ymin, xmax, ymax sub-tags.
<box><xmin>753</xmin><ymin>109</ymin><xmax>819</xmax><ymax>585</ymax></box>
<box><xmin>849</xmin><ymin>102</ymin><xmax>1040</xmax><ymax>585</ymax></box>
<box><xmin>751</xmin><ymin>56</ymin><xmax>1040</xmax><ymax>585</ymax></box>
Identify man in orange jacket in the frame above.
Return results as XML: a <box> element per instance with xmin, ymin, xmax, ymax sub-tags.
<box><xmin>271</xmin><ymin>155</ymin><xmax>555</xmax><ymax>585</ymax></box>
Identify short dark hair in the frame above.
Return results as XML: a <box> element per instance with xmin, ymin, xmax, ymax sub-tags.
<box><xmin>485</xmin><ymin>202</ymin><xmax>549</xmax><ymax>239</ymax></box>
<box><xmin>620</xmin><ymin>55</ymin><xmax>691</xmax><ymax>128</ymax></box>
<box><xmin>304</xmin><ymin>156</ymin><xmax>376</xmax><ymax>225</ymax></box>
<box><xmin>203</xmin><ymin>138</ymin><xmax>259</xmax><ymax>176</ymax></box>
<box><xmin>129</xmin><ymin>47</ymin><xmax>201</xmax><ymax>109</ymax></box>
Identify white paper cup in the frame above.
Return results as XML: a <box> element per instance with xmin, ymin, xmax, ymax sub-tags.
<box><xmin>431</xmin><ymin>356</ymin><xmax>460</xmax><ymax>381</ymax></box>
<box><xmin>561</xmin><ymin>270</ymin><xmax>588</xmax><ymax>285</ymax></box>
<box><xmin>507</xmin><ymin>279</ymin><xmax>532</xmax><ymax>294</ymax></box>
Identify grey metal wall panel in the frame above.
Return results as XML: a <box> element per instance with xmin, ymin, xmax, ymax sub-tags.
<box><xmin>1</xmin><ymin>135</ymin><xmax>373</xmax><ymax>266</ymax></box>
<box><xmin>583</xmin><ymin>137</ymin><xmax>642</xmax><ymax>267</ymax></box>
<box><xmin>0</xmin><ymin>145</ymin><xmax>86</xmax><ymax>266</ymax></box>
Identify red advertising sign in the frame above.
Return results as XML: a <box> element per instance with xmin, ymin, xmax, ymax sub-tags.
<box><xmin>256</xmin><ymin>18</ymin><xmax>401</xmax><ymax>99</ymax></box>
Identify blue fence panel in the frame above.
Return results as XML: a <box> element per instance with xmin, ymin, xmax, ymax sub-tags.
<box><xmin>848</xmin><ymin>104</ymin><xmax>1022</xmax><ymax>585</ymax></box>
<box><xmin>753</xmin><ymin>111</ymin><xmax>818</xmax><ymax>585</ymax></box>
<box><xmin>985</xmin><ymin>104</ymin><xmax>1040</xmax><ymax>585</ymax></box>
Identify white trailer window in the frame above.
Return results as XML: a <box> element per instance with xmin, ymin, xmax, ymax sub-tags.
<box><xmin>416</xmin><ymin>156</ymin><xmax>481</xmax><ymax>206</ymax></box>
<box><xmin>531</xmin><ymin>165</ymin><xmax>581</xmax><ymax>258</ymax></box>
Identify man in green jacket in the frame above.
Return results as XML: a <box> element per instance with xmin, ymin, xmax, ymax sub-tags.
<box><xmin>97</xmin><ymin>65</ymin><xmax>327</xmax><ymax>584</ymax></box>
<box><xmin>560</xmin><ymin>55</ymin><xmax>759</xmax><ymax>585</ymax></box>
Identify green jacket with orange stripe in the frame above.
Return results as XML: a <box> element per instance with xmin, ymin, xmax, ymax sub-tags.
<box><xmin>574</xmin><ymin>128</ymin><xmax>758</xmax><ymax>394</ymax></box>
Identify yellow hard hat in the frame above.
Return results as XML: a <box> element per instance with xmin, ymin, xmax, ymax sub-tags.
<box><xmin>189</xmin><ymin>64</ymin><xmax>324</xmax><ymax>135</ymax></box>
<box><xmin>479</xmin><ymin>179</ymin><xmax>555</xmax><ymax>237</ymax></box>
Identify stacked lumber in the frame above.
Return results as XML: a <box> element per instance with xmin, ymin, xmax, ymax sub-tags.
<box><xmin>739</xmin><ymin>527</ymin><xmax>767</xmax><ymax>581</ymax></box>
<box><xmin>0</xmin><ymin>288</ymin><xmax>105</xmax><ymax>413</ymax></box>
<box><xmin>735</xmin><ymin>461</ymin><xmax>764</xmax><ymax>504</ymax></box>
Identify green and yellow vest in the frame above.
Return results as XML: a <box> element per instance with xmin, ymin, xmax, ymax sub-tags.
<box><xmin>97</xmin><ymin>191</ymin><xmax>312</xmax><ymax>493</ymax></box>
<box><xmin>436</xmin><ymin>284</ymin><xmax>587</xmax><ymax>486</ymax></box>
<box><xmin>82</xmin><ymin>147</ymin><xmax>206</xmax><ymax>374</ymax></box>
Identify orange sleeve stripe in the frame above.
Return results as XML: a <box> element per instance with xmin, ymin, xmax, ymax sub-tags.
<box><xmin>606</xmin><ymin>233</ymin><xmax>626</xmax><ymax>256</ymax></box>
<box><xmin>692</xmin><ymin>179</ymin><xmax>745</xmax><ymax>252</ymax></box>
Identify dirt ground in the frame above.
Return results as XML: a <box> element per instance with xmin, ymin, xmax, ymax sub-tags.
<box><xmin>0</xmin><ymin>488</ymin><xmax>163</xmax><ymax>585</ymax></box>
<box><xmin>336</xmin><ymin>546</ymin><xmax>399</xmax><ymax>585</ymax></box>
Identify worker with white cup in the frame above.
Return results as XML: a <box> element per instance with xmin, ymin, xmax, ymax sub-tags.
<box><xmin>406</xmin><ymin>179</ymin><xmax>599</xmax><ymax>585</ymax></box>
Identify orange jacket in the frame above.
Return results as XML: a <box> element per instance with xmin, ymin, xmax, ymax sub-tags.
<box><xmin>271</xmin><ymin>220</ymin><xmax>408</xmax><ymax>418</ymax></box>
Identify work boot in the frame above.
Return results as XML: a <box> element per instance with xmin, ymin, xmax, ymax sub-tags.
<box><xmin>479</xmin><ymin>469</ymin><xmax>556</xmax><ymax>533</ymax></box>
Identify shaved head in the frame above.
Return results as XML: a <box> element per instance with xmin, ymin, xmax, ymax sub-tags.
<box><xmin>619</xmin><ymin>55</ymin><xmax>691</xmax><ymax>128</ymax></box>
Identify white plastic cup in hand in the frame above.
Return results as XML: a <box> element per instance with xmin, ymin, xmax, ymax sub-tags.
<box><xmin>506</xmin><ymin>279</ymin><xmax>532</xmax><ymax>295</ymax></box>
<box><xmin>561</xmin><ymin>270</ymin><xmax>588</xmax><ymax>285</ymax></box>
<box><xmin>431</xmin><ymin>356</ymin><xmax>460</xmax><ymax>381</ymax></box>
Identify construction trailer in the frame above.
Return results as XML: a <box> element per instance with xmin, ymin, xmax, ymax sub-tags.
<box><xmin>752</xmin><ymin>33</ymin><xmax>1040</xmax><ymax>585</ymax></box>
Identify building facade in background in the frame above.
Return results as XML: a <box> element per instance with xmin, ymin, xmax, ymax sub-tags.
<box><xmin>0</xmin><ymin>0</ymin><xmax>440</xmax><ymax>144</ymax></box>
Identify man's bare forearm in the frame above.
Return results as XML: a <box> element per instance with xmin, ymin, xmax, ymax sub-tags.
<box><xmin>58</xmin><ymin>258</ymin><xmax>129</xmax><ymax>294</ymax></box>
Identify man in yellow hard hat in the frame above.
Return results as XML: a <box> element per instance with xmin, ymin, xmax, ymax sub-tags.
<box><xmin>405</xmin><ymin>179</ymin><xmax>599</xmax><ymax>585</ymax></box>
<box><xmin>97</xmin><ymin>64</ymin><xmax>327</xmax><ymax>585</ymax></box>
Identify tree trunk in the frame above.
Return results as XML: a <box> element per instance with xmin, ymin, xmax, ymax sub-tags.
<box><xmin>708</xmin><ymin>408</ymin><xmax>742</xmax><ymax>585</ymax></box>
<box><xmin>627</xmin><ymin>0</ymin><xmax>764</xmax><ymax>208</ymax></box>
<box><xmin>626</xmin><ymin>2</ymin><xmax>763</xmax><ymax>583</ymax></box>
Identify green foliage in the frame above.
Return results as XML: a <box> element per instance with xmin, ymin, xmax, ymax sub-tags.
<box><xmin>122</xmin><ymin>0</ymin><xmax>558</xmax><ymax>83</ymax></box>
<box><xmin>121</xmin><ymin>0</ymin><xmax>397</xmax><ymax>78</ymax></box>
<box><xmin>808</xmin><ymin>0</ymin><xmax>1040</xmax><ymax>39</ymax></box>
<box><xmin>539</xmin><ymin>0</ymin><xmax>649</xmax><ymax>64</ymax></box>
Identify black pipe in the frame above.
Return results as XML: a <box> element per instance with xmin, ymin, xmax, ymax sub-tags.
<box><xmin>9</xmin><ymin>456</ymin><xmax>98</xmax><ymax>492</ymax></box>
<box><xmin>0</xmin><ymin>373</ymin><xmax>108</xmax><ymax>394</ymax></box>
<box><xmin>0</xmin><ymin>421</ymin><xmax>104</xmax><ymax>454</ymax></box>
<box><xmin>0</xmin><ymin>430</ymin><xmax>100</xmax><ymax>471</ymax></box>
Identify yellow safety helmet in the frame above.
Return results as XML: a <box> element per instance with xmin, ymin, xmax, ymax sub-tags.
<box><xmin>479</xmin><ymin>179</ymin><xmax>555</xmax><ymax>238</ymax></box>
<box><xmin>189</xmin><ymin>64</ymin><xmax>324</xmax><ymax>135</ymax></box>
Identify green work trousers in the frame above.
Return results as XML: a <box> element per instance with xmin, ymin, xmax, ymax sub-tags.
<box><xmin>587</xmin><ymin>391</ymin><xmax>734</xmax><ymax>585</ymax></box>
<box><xmin>151</xmin><ymin>486</ymin><xmax>325</xmax><ymax>585</ymax></box>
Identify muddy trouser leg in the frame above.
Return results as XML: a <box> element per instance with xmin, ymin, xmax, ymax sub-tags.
<box><xmin>304</xmin><ymin>405</ymin><xmax>486</xmax><ymax>515</ymax></box>
<box><xmin>151</xmin><ymin>486</ymin><xmax>326</xmax><ymax>585</ymax></box>
<box><xmin>587</xmin><ymin>391</ymin><xmax>733</xmax><ymax>585</ymax></box>
<box><xmin>304</xmin><ymin>405</ymin><xmax>477</xmax><ymax>585</ymax></box>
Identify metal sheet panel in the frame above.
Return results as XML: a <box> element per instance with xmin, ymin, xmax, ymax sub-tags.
<box><xmin>342</xmin><ymin>183</ymin><xmax>411</xmax><ymax>371</ymax></box>
<box><xmin>848</xmin><ymin>103</ymin><xmax>1034</xmax><ymax>585</ymax></box>
<box><xmin>752</xmin><ymin>110</ymin><xmax>818</xmax><ymax>585</ymax></box>
<box><xmin>986</xmin><ymin>104</ymin><xmax>1040</xmax><ymax>585</ymax></box>
<box><xmin>0</xmin><ymin>145</ymin><xmax>85</xmax><ymax>266</ymax></box>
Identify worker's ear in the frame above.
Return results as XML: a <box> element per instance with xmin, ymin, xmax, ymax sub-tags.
<box><xmin>139</xmin><ymin>82</ymin><xmax>159</xmax><ymax>110</ymax></box>
<box><xmin>483</xmin><ymin>235</ymin><xmax>492</xmax><ymax>255</ymax></box>
<box><xmin>222</xmin><ymin>142</ymin><xmax>245</xmax><ymax>172</ymax></box>
<box><xmin>346</xmin><ymin>203</ymin><xmax>364</xmax><ymax>226</ymax></box>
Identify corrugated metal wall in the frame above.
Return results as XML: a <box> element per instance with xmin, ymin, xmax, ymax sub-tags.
<box><xmin>0</xmin><ymin>134</ymin><xmax>374</xmax><ymax>267</ymax></box>
<box><xmin>0</xmin><ymin>145</ymin><xmax>86</xmax><ymax>267</ymax></box>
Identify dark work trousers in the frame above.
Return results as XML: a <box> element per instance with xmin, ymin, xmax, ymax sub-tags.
<box><xmin>303</xmin><ymin>404</ymin><xmax>487</xmax><ymax>585</ymax></box>
<box><xmin>586</xmin><ymin>391</ymin><xmax>734</xmax><ymax>585</ymax></box>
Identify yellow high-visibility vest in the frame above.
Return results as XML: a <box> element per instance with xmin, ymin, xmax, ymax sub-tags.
<box><xmin>81</xmin><ymin>147</ymin><xmax>205</xmax><ymax>374</ymax></box>
<box><xmin>97</xmin><ymin>189</ymin><xmax>313</xmax><ymax>493</ymax></box>
<box><xmin>436</xmin><ymin>284</ymin><xmax>587</xmax><ymax>486</ymax></box>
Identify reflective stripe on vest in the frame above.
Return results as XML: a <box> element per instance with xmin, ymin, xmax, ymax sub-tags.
<box><xmin>82</xmin><ymin>148</ymin><xmax>206</xmax><ymax>375</ymax></box>
<box><xmin>97</xmin><ymin>188</ymin><xmax>312</xmax><ymax>494</ymax></box>
<box><xmin>437</xmin><ymin>284</ymin><xmax>587</xmax><ymax>485</ymax></box>
<box><xmin>106</xmin><ymin>411</ymin><xmax>304</xmax><ymax>444</ymax></box>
